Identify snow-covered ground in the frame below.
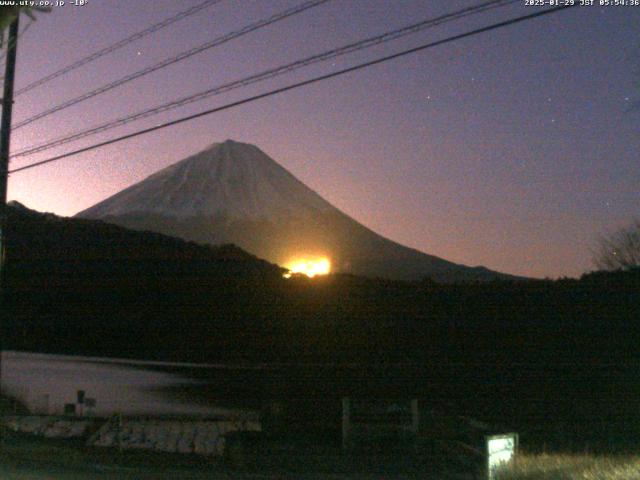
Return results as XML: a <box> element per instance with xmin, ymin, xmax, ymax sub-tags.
<box><xmin>0</xmin><ymin>350</ymin><xmax>255</xmax><ymax>418</ymax></box>
<box><xmin>89</xmin><ymin>417</ymin><xmax>260</xmax><ymax>456</ymax></box>
<box><xmin>2</xmin><ymin>415</ymin><xmax>260</xmax><ymax>456</ymax></box>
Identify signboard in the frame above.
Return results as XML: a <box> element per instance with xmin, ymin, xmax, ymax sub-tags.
<box><xmin>342</xmin><ymin>398</ymin><xmax>419</xmax><ymax>450</ymax></box>
<box><xmin>350</xmin><ymin>399</ymin><xmax>414</xmax><ymax>425</ymax></box>
<box><xmin>486</xmin><ymin>433</ymin><xmax>518</xmax><ymax>479</ymax></box>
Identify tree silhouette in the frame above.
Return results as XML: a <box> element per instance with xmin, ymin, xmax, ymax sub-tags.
<box><xmin>594</xmin><ymin>220</ymin><xmax>640</xmax><ymax>271</ymax></box>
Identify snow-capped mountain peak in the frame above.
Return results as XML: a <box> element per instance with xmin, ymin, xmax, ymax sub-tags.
<box><xmin>78</xmin><ymin>140</ymin><xmax>333</xmax><ymax>220</ymax></box>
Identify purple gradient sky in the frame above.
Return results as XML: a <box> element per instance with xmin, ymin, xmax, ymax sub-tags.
<box><xmin>6</xmin><ymin>0</ymin><xmax>639</xmax><ymax>279</ymax></box>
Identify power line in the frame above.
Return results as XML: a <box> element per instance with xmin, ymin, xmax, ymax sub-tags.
<box><xmin>12</xmin><ymin>0</ymin><xmax>332</xmax><ymax>130</ymax></box>
<box><xmin>14</xmin><ymin>0</ymin><xmax>224</xmax><ymax>97</ymax></box>
<box><xmin>13</xmin><ymin>0</ymin><xmax>517</xmax><ymax>158</ymax></box>
<box><xmin>8</xmin><ymin>5</ymin><xmax>576</xmax><ymax>175</ymax></box>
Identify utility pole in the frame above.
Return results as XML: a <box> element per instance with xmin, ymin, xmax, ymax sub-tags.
<box><xmin>0</xmin><ymin>15</ymin><xmax>19</xmax><ymax>289</ymax></box>
<box><xmin>0</xmin><ymin>14</ymin><xmax>20</xmax><ymax>395</ymax></box>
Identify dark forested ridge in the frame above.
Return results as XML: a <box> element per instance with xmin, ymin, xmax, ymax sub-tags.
<box><xmin>3</xmin><ymin>204</ymin><xmax>640</xmax><ymax>449</ymax></box>
<box><xmin>3</xmin><ymin>203</ymin><xmax>286</xmax><ymax>360</ymax></box>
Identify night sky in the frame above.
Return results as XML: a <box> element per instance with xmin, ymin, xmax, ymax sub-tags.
<box><xmin>6</xmin><ymin>0</ymin><xmax>639</xmax><ymax>279</ymax></box>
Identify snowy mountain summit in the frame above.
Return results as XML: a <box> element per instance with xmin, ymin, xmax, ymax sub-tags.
<box><xmin>80</xmin><ymin>140</ymin><xmax>333</xmax><ymax>220</ymax></box>
<box><xmin>78</xmin><ymin>140</ymin><xmax>516</xmax><ymax>282</ymax></box>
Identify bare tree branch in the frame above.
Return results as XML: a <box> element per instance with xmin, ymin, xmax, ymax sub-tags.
<box><xmin>594</xmin><ymin>220</ymin><xmax>640</xmax><ymax>271</ymax></box>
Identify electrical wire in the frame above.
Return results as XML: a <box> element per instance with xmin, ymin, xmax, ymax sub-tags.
<box><xmin>8</xmin><ymin>5</ymin><xmax>576</xmax><ymax>175</ymax></box>
<box><xmin>14</xmin><ymin>0</ymin><xmax>224</xmax><ymax>97</ymax></box>
<box><xmin>12</xmin><ymin>0</ymin><xmax>517</xmax><ymax>158</ymax></box>
<box><xmin>12</xmin><ymin>0</ymin><xmax>332</xmax><ymax>130</ymax></box>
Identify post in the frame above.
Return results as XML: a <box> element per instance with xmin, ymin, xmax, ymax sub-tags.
<box><xmin>117</xmin><ymin>413</ymin><xmax>123</xmax><ymax>453</ymax></box>
<box><xmin>77</xmin><ymin>390</ymin><xmax>85</xmax><ymax>417</ymax></box>
<box><xmin>411</xmin><ymin>398</ymin><xmax>419</xmax><ymax>450</ymax></box>
<box><xmin>0</xmin><ymin>14</ymin><xmax>20</xmax><ymax>398</ymax></box>
<box><xmin>0</xmin><ymin>15</ymin><xmax>19</xmax><ymax>288</ymax></box>
<box><xmin>411</xmin><ymin>398</ymin><xmax>419</xmax><ymax>434</ymax></box>
<box><xmin>341</xmin><ymin>397</ymin><xmax>350</xmax><ymax>450</ymax></box>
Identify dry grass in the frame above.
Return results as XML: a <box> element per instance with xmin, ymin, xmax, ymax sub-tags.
<box><xmin>497</xmin><ymin>453</ymin><xmax>640</xmax><ymax>480</ymax></box>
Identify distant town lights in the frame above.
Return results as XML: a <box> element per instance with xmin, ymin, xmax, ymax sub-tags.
<box><xmin>283</xmin><ymin>257</ymin><xmax>331</xmax><ymax>278</ymax></box>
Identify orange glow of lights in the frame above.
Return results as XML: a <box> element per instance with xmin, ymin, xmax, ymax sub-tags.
<box><xmin>283</xmin><ymin>257</ymin><xmax>331</xmax><ymax>278</ymax></box>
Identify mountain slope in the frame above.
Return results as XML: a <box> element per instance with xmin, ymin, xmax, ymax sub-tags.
<box><xmin>79</xmin><ymin>140</ymin><xmax>333</xmax><ymax>220</ymax></box>
<box><xmin>77</xmin><ymin>140</ymin><xmax>516</xmax><ymax>282</ymax></box>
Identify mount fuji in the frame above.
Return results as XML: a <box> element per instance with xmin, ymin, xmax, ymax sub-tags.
<box><xmin>77</xmin><ymin>140</ymin><xmax>514</xmax><ymax>282</ymax></box>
